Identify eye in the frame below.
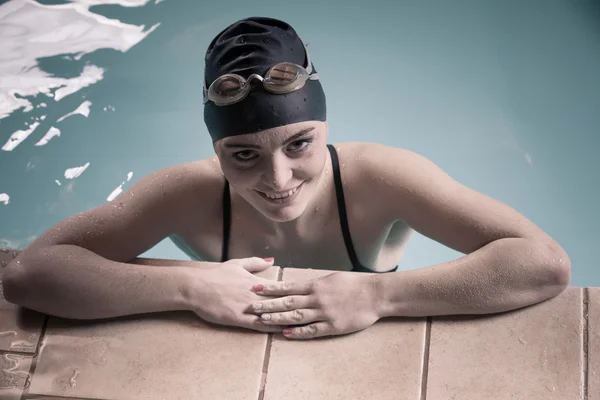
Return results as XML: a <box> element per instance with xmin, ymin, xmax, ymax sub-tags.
<box><xmin>233</xmin><ymin>150</ymin><xmax>257</xmax><ymax>162</ymax></box>
<box><xmin>287</xmin><ymin>139</ymin><xmax>312</xmax><ymax>153</ymax></box>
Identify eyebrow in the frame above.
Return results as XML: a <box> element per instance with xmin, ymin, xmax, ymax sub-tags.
<box><xmin>223</xmin><ymin>128</ymin><xmax>315</xmax><ymax>149</ymax></box>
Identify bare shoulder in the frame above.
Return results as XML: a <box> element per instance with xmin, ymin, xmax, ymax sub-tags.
<box><xmin>333</xmin><ymin>141</ymin><xmax>553</xmax><ymax>254</ymax></box>
<box><xmin>27</xmin><ymin>156</ymin><xmax>225</xmax><ymax>262</ymax></box>
<box><xmin>330</xmin><ymin>142</ymin><xmax>428</xmax><ymax>185</ymax></box>
<box><xmin>331</xmin><ymin>142</ymin><xmax>422</xmax><ymax>168</ymax></box>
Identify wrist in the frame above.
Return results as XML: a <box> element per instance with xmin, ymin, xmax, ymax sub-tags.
<box><xmin>369</xmin><ymin>273</ymin><xmax>401</xmax><ymax>319</ymax></box>
<box><xmin>175</xmin><ymin>262</ymin><xmax>221</xmax><ymax>312</ymax></box>
<box><xmin>167</xmin><ymin>266</ymin><xmax>196</xmax><ymax>311</ymax></box>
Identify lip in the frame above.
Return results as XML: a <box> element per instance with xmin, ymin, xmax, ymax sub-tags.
<box><xmin>256</xmin><ymin>182</ymin><xmax>303</xmax><ymax>205</ymax></box>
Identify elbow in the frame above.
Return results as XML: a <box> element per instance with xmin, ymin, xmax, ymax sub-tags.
<box><xmin>536</xmin><ymin>239</ymin><xmax>571</xmax><ymax>298</ymax></box>
<box><xmin>2</xmin><ymin>260</ymin><xmax>29</xmax><ymax>305</ymax></box>
<box><xmin>2</xmin><ymin>251</ymin><xmax>36</xmax><ymax>306</ymax></box>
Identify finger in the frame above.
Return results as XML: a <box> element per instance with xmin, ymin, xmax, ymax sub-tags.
<box><xmin>253</xmin><ymin>279</ymin><xmax>313</xmax><ymax>296</ymax></box>
<box><xmin>245</xmin><ymin>316</ymin><xmax>287</xmax><ymax>333</ymax></box>
<box><xmin>259</xmin><ymin>308</ymin><xmax>324</xmax><ymax>325</ymax></box>
<box><xmin>282</xmin><ymin>322</ymin><xmax>332</xmax><ymax>340</ymax></box>
<box><xmin>250</xmin><ymin>295</ymin><xmax>314</xmax><ymax>314</ymax></box>
<box><xmin>235</xmin><ymin>257</ymin><xmax>275</xmax><ymax>273</ymax></box>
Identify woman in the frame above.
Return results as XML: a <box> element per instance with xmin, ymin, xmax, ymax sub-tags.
<box><xmin>3</xmin><ymin>17</ymin><xmax>570</xmax><ymax>340</ymax></box>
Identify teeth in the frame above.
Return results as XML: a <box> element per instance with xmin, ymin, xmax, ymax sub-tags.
<box><xmin>264</xmin><ymin>186</ymin><xmax>298</xmax><ymax>200</ymax></box>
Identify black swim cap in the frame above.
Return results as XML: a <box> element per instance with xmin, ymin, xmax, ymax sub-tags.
<box><xmin>203</xmin><ymin>17</ymin><xmax>326</xmax><ymax>143</ymax></box>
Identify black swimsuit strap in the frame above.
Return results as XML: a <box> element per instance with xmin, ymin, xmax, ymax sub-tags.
<box><xmin>221</xmin><ymin>179</ymin><xmax>231</xmax><ymax>262</ymax></box>
<box><xmin>326</xmin><ymin>144</ymin><xmax>366</xmax><ymax>271</ymax></box>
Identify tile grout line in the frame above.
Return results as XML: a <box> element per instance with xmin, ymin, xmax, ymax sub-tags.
<box><xmin>22</xmin><ymin>314</ymin><xmax>50</xmax><ymax>399</ymax></box>
<box><xmin>257</xmin><ymin>267</ymin><xmax>284</xmax><ymax>400</ymax></box>
<box><xmin>24</xmin><ymin>394</ymin><xmax>112</xmax><ymax>400</ymax></box>
<box><xmin>258</xmin><ymin>333</ymin><xmax>274</xmax><ymax>400</ymax></box>
<box><xmin>420</xmin><ymin>317</ymin><xmax>432</xmax><ymax>400</ymax></box>
<box><xmin>583</xmin><ymin>288</ymin><xmax>589</xmax><ymax>400</ymax></box>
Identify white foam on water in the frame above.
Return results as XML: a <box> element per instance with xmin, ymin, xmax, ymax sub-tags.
<box><xmin>2</xmin><ymin>121</ymin><xmax>40</xmax><ymax>151</ymax></box>
<box><xmin>107</xmin><ymin>185</ymin><xmax>123</xmax><ymax>201</ymax></box>
<box><xmin>54</xmin><ymin>65</ymin><xmax>104</xmax><ymax>101</ymax></box>
<box><xmin>107</xmin><ymin>171</ymin><xmax>134</xmax><ymax>201</ymax></box>
<box><xmin>0</xmin><ymin>194</ymin><xmax>9</xmax><ymax>205</ymax></box>
<box><xmin>64</xmin><ymin>162</ymin><xmax>90</xmax><ymax>179</ymax></box>
<box><xmin>35</xmin><ymin>126</ymin><xmax>61</xmax><ymax>146</ymax></box>
<box><xmin>0</xmin><ymin>0</ymin><xmax>160</xmax><ymax>120</ymax></box>
<box><xmin>72</xmin><ymin>0</ymin><xmax>154</xmax><ymax>6</ymax></box>
<box><xmin>57</xmin><ymin>100</ymin><xmax>92</xmax><ymax>122</ymax></box>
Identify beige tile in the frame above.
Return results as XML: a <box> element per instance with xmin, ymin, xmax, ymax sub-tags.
<box><xmin>263</xmin><ymin>268</ymin><xmax>427</xmax><ymax>400</ymax></box>
<box><xmin>28</xmin><ymin>266</ymin><xmax>280</xmax><ymax>400</ymax></box>
<box><xmin>0</xmin><ymin>249</ymin><xmax>45</xmax><ymax>354</ymax></box>
<box><xmin>588</xmin><ymin>287</ymin><xmax>600</xmax><ymax>400</ymax></box>
<box><xmin>25</xmin><ymin>396</ymin><xmax>107</xmax><ymax>399</ymax></box>
<box><xmin>0</xmin><ymin>352</ymin><xmax>34</xmax><ymax>400</ymax></box>
<box><xmin>426</xmin><ymin>287</ymin><xmax>583</xmax><ymax>400</ymax></box>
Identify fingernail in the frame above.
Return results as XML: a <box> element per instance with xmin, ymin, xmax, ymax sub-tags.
<box><xmin>261</xmin><ymin>313</ymin><xmax>271</xmax><ymax>320</ymax></box>
<box><xmin>283</xmin><ymin>329</ymin><xmax>292</xmax><ymax>335</ymax></box>
<box><xmin>263</xmin><ymin>257</ymin><xmax>274</xmax><ymax>262</ymax></box>
<box><xmin>253</xmin><ymin>284</ymin><xmax>264</xmax><ymax>292</ymax></box>
<box><xmin>252</xmin><ymin>303</ymin><xmax>263</xmax><ymax>310</ymax></box>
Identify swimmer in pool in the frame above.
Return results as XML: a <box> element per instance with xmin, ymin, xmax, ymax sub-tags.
<box><xmin>3</xmin><ymin>17</ymin><xmax>570</xmax><ymax>340</ymax></box>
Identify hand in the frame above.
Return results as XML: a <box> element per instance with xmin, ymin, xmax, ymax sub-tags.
<box><xmin>185</xmin><ymin>257</ymin><xmax>288</xmax><ymax>333</ymax></box>
<box><xmin>250</xmin><ymin>271</ymin><xmax>382</xmax><ymax>340</ymax></box>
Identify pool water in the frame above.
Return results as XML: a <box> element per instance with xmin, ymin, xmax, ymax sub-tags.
<box><xmin>1</xmin><ymin>0</ymin><xmax>599</xmax><ymax>286</ymax></box>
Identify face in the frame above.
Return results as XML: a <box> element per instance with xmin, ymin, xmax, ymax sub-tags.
<box><xmin>214</xmin><ymin>120</ymin><xmax>328</xmax><ymax>222</ymax></box>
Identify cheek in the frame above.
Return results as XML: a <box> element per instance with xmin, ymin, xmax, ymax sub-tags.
<box><xmin>228</xmin><ymin>170</ymin><xmax>260</xmax><ymax>189</ymax></box>
<box><xmin>220</xmin><ymin>161</ymin><xmax>258</xmax><ymax>188</ymax></box>
<box><xmin>301</xmin><ymin>151</ymin><xmax>326</xmax><ymax>177</ymax></box>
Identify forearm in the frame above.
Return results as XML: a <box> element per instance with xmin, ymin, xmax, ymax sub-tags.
<box><xmin>375</xmin><ymin>238</ymin><xmax>571</xmax><ymax>318</ymax></box>
<box><xmin>2</xmin><ymin>245</ymin><xmax>206</xmax><ymax>319</ymax></box>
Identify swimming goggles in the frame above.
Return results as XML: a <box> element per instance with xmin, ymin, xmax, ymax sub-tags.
<box><xmin>203</xmin><ymin>42</ymin><xmax>320</xmax><ymax>106</ymax></box>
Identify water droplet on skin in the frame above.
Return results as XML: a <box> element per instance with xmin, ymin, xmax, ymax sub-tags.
<box><xmin>1</xmin><ymin>261</ymin><xmax>6</xmax><ymax>268</ymax></box>
<box><xmin>518</xmin><ymin>336</ymin><xmax>527</xmax><ymax>345</ymax></box>
<box><xmin>12</xmin><ymin>252</ymin><xmax>18</xmax><ymax>258</ymax></box>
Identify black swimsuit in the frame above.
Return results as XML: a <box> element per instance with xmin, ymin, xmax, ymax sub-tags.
<box><xmin>221</xmin><ymin>144</ymin><xmax>398</xmax><ymax>273</ymax></box>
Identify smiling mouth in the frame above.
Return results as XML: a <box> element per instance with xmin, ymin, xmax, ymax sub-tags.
<box><xmin>256</xmin><ymin>183</ymin><xmax>303</xmax><ymax>203</ymax></box>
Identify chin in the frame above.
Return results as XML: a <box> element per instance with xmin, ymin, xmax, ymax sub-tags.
<box><xmin>261</xmin><ymin>206</ymin><xmax>306</xmax><ymax>223</ymax></box>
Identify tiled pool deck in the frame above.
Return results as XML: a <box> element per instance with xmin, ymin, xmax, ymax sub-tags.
<box><xmin>0</xmin><ymin>248</ymin><xmax>597</xmax><ymax>400</ymax></box>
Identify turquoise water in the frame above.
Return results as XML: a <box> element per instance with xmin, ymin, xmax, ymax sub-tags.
<box><xmin>1</xmin><ymin>0</ymin><xmax>599</xmax><ymax>287</ymax></box>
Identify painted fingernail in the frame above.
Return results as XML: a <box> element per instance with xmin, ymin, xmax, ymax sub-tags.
<box><xmin>253</xmin><ymin>284</ymin><xmax>264</xmax><ymax>292</ymax></box>
<box><xmin>252</xmin><ymin>303</ymin><xmax>263</xmax><ymax>310</ymax></box>
<box><xmin>261</xmin><ymin>314</ymin><xmax>271</xmax><ymax>321</ymax></box>
<box><xmin>283</xmin><ymin>329</ymin><xmax>292</xmax><ymax>335</ymax></box>
<box><xmin>263</xmin><ymin>257</ymin><xmax>274</xmax><ymax>262</ymax></box>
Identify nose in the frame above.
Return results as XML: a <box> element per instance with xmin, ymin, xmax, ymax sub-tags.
<box><xmin>263</xmin><ymin>152</ymin><xmax>293</xmax><ymax>190</ymax></box>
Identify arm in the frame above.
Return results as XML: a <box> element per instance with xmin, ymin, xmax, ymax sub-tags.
<box><xmin>2</xmin><ymin>163</ymin><xmax>218</xmax><ymax>319</ymax></box>
<box><xmin>364</xmin><ymin>144</ymin><xmax>570</xmax><ymax>318</ymax></box>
